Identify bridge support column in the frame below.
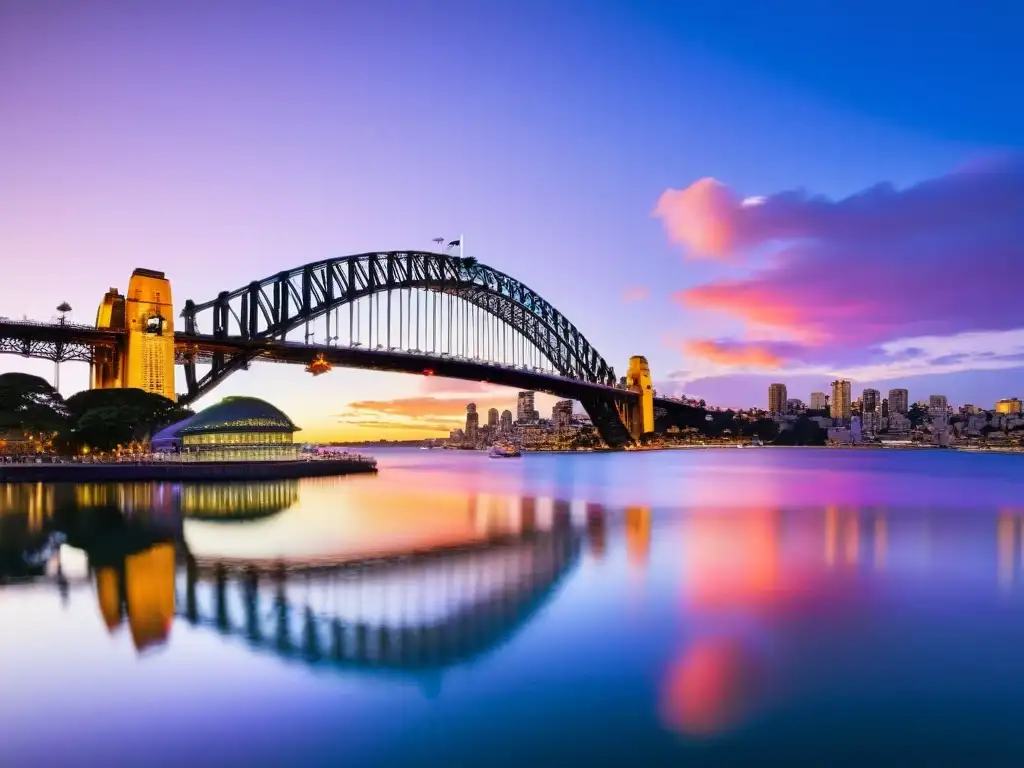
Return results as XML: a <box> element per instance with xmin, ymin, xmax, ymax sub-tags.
<box><xmin>91</xmin><ymin>269</ymin><xmax>177</xmax><ymax>401</ymax></box>
<box><xmin>622</xmin><ymin>355</ymin><xmax>655</xmax><ymax>440</ymax></box>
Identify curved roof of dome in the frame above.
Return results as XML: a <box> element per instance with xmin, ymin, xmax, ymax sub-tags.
<box><xmin>179</xmin><ymin>396</ymin><xmax>300</xmax><ymax>435</ymax></box>
<box><xmin>151</xmin><ymin>412</ymin><xmax>202</xmax><ymax>445</ymax></box>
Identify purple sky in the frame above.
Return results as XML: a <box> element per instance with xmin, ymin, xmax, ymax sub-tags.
<box><xmin>1</xmin><ymin>1</ymin><xmax>1021</xmax><ymax>437</ymax></box>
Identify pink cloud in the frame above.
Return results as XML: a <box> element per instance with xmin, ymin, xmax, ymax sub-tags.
<box><xmin>622</xmin><ymin>286</ymin><xmax>650</xmax><ymax>302</ymax></box>
<box><xmin>663</xmin><ymin>156</ymin><xmax>1024</xmax><ymax>367</ymax></box>
<box><xmin>683</xmin><ymin>340</ymin><xmax>784</xmax><ymax>368</ymax></box>
<box><xmin>655</xmin><ymin>157</ymin><xmax>1024</xmax><ymax>261</ymax></box>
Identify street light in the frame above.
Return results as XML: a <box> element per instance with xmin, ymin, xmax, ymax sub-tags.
<box><xmin>55</xmin><ymin>302</ymin><xmax>72</xmax><ymax>393</ymax></box>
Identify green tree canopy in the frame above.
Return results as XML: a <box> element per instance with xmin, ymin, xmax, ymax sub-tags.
<box><xmin>0</xmin><ymin>372</ymin><xmax>67</xmax><ymax>434</ymax></box>
<box><xmin>64</xmin><ymin>388</ymin><xmax>193</xmax><ymax>452</ymax></box>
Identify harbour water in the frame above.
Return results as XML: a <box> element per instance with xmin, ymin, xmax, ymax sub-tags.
<box><xmin>3</xmin><ymin>447</ymin><xmax>1024</xmax><ymax>765</ymax></box>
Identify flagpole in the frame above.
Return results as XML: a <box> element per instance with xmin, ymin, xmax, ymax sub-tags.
<box><xmin>460</xmin><ymin>234</ymin><xmax>464</xmax><ymax>260</ymax></box>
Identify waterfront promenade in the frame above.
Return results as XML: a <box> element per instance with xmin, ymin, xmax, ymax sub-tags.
<box><xmin>0</xmin><ymin>454</ymin><xmax>377</xmax><ymax>483</ymax></box>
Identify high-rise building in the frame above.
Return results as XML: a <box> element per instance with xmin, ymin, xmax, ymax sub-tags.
<box><xmin>499</xmin><ymin>409</ymin><xmax>513</xmax><ymax>433</ymax></box>
<box><xmin>516</xmin><ymin>391</ymin><xmax>538</xmax><ymax>423</ymax></box>
<box><xmin>830</xmin><ymin>380</ymin><xmax>852</xmax><ymax>421</ymax></box>
<box><xmin>487</xmin><ymin>407</ymin><xmax>499</xmax><ymax>427</ymax></box>
<box><xmin>862</xmin><ymin>388</ymin><xmax>880</xmax><ymax>413</ymax></box>
<box><xmin>881</xmin><ymin>398</ymin><xmax>889</xmax><ymax>418</ymax></box>
<box><xmin>810</xmin><ymin>392</ymin><xmax>828</xmax><ymax>411</ymax></box>
<box><xmin>928</xmin><ymin>395</ymin><xmax>948</xmax><ymax>417</ymax></box>
<box><xmin>768</xmin><ymin>383</ymin><xmax>788</xmax><ymax>413</ymax></box>
<box><xmin>996</xmin><ymin>398</ymin><xmax>1023</xmax><ymax>415</ymax></box>
<box><xmin>465</xmin><ymin>403</ymin><xmax>479</xmax><ymax>443</ymax></box>
<box><xmin>552</xmin><ymin>399</ymin><xmax>573</xmax><ymax>429</ymax></box>
<box><xmin>888</xmin><ymin>388</ymin><xmax>909</xmax><ymax>414</ymax></box>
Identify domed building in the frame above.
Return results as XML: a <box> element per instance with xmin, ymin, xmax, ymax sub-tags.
<box><xmin>151</xmin><ymin>396</ymin><xmax>301</xmax><ymax>462</ymax></box>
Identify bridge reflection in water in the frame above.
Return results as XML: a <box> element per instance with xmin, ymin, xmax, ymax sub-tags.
<box><xmin>1</xmin><ymin>479</ymin><xmax>587</xmax><ymax>673</ymax></box>
<box><xmin>181</xmin><ymin>531</ymin><xmax>578</xmax><ymax>672</ymax></box>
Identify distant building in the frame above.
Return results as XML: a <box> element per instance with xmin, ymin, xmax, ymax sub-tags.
<box><xmin>861</xmin><ymin>411</ymin><xmax>881</xmax><ymax>436</ymax></box>
<box><xmin>996</xmin><ymin>398</ymin><xmax>1023</xmax><ymax>415</ymax></box>
<box><xmin>888</xmin><ymin>388</ymin><xmax>909</xmax><ymax>414</ymax></box>
<box><xmin>928</xmin><ymin>394</ymin><xmax>948</xmax><ymax>418</ymax></box>
<box><xmin>862</xmin><ymin>388</ymin><xmax>880</xmax><ymax>413</ymax></box>
<box><xmin>810</xmin><ymin>392</ymin><xmax>828</xmax><ymax>411</ymax></box>
<box><xmin>487</xmin><ymin>407</ymin><xmax>499</xmax><ymax>427</ymax></box>
<box><xmin>465</xmin><ymin>403</ymin><xmax>479</xmax><ymax>443</ymax></box>
<box><xmin>499</xmin><ymin>409</ymin><xmax>513</xmax><ymax>433</ymax></box>
<box><xmin>851</xmin><ymin>415</ymin><xmax>863</xmax><ymax>443</ymax></box>
<box><xmin>552</xmin><ymin>399</ymin><xmax>573</xmax><ymax>429</ymax></box>
<box><xmin>881</xmin><ymin>398</ymin><xmax>889</xmax><ymax>418</ymax></box>
<box><xmin>831</xmin><ymin>380</ymin><xmax>852</xmax><ymax>421</ymax></box>
<box><xmin>768</xmin><ymin>383</ymin><xmax>788</xmax><ymax>414</ymax></box>
<box><xmin>517</xmin><ymin>391</ymin><xmax>538</xmax><ymax>423</ymax></box>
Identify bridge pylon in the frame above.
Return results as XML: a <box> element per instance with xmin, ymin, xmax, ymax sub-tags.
<box><xmin>617</xmin><ymin>355</ymin><xmax>655</xmax><ymax>440</ymax></box>
<box><xmin>91</xmin><ymin>268</ymin><xmax>176</xmax><ymax>401</ymax></box>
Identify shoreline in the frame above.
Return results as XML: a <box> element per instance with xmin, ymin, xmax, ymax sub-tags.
<box><xmin>0</xmin><ymin>458</ymin><xmax>378</xmax><ymax>483</ymax></box>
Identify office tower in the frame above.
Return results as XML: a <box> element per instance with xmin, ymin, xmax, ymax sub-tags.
<box><xmin>517</xmin><ymin>391</ymin><xmax>538</xmax><ymax>423</ymax></box>
<box><xmin>881</xmin><ymin>398</ymin><xmax>889</xmax><ymax>417</ymax></box>
<box><xmin>465</xmin><ymin>403</ymin><xmax>479</xmax><ymax>443</ymax></box>
<box><xmin>499</xmin><ymin>409</ymin><xmax>513</xmax><ymax>432</ymax></box>
<box><xmin>768</xmin><ymin>383</ymin><xmax>788</xmax><ymax>413</ymax></box>
<box><xmin>888</xmin><ymin>388</ymin><xmax>909</xmax><ymax>414</ymax></box>
<box><xmin>810</xmin><ymin>392</ymin><xmax>828</xmax><ymax>411</ymax></box>
<box><xmin>830</xmin><ymin>380</ymin><xmax>852</xmax><ymax>421</ymax></box>
<box><xmin>487</xmin><ymin>407</ymin><xmax>499</xmax><ymax>427</ymax></box>
<box><xmin>928</xmin><ymin>394</ymin><xmax>948</xmax><ymax>417</ymax></box>
<box><xmin>552</xmin><ymin>399</ymin><xmax>573</xmax><ymax>428</ymax></box>
<box><xmin>862</xmin><ymin>388</ymin><xmax>880</xmax><ymax>413</ymax></box>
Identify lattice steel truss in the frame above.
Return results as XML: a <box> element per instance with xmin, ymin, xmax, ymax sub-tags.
<box><xmin>0</xmin><ymin>322</ymin><xmax>114</xmax><ymax>363</ymax></box>
<box><xmin>180</xmin><ymin>251</ymin><xmax>618</xmax><ymax>400</ymax></box>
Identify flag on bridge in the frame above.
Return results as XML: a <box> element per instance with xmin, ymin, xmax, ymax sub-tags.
<box><xmin>447</xmin><ymin>239</ymin><xmax>461</xmax><ymax>249</ymax></box>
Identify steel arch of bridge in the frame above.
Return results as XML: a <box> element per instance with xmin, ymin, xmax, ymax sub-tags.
<box><xmin>180</xmin><ymin>251</ymin><xmax>619</xmax><ymax>401</ymax></box>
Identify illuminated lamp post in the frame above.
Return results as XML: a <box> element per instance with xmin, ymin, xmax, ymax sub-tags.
<box><xmin>55</xmin><ymin>302</ymin><xmax>72</xmax><ymax>393</ymax></box>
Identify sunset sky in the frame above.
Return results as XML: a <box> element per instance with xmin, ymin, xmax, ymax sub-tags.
<box><xmin>1</xmin><ymin>1</ymin><xmax>1022</xmax><ymax>441</ymax></box>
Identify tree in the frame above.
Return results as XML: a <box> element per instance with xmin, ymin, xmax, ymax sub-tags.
<box><xmin>773</xmin><ymin>416</ymin><xmax>827</xmax><ymax>446</ymax></box>
<box><xmin>742</xmin><ymin>418</ymin><xmax>780</xmax><ymax>442</ymax></box>
<box><xmin>64</xmin><ymin>388</ymin><xmax>192</xmax><ymax>452</ymax></box>
<box><xmin>0</xmin><ymin>373</ymin><xmax>67</xmax><ymax>436</ymax></box>
<box><xmin>908</xmin><ymin>403</ymin><xmax>928</xmax><ymax>428</ymax></box>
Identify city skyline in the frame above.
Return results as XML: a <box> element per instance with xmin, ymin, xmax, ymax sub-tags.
<box><xmin>2</xmin><ymin>3</ymin><xmax>1023</xmax><ymax>440</ymax></box>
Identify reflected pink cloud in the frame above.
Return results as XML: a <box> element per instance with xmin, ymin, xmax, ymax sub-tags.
<box><xmin>661</xmin><ymin>637</ymin><xmax>761</xmax><ymax>737</ymax></box>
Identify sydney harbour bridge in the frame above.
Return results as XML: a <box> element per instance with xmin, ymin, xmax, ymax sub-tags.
<box><xmin>0</xmin><ymin>250</ymin><xmax>696</xmax><ymax>447</ymax></box>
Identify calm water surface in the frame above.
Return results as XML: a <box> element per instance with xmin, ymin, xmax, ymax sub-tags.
<box><xmin>3</xmin><ymin>448</ymin><xmax>1024</xmax><ymax>766</ymax></box>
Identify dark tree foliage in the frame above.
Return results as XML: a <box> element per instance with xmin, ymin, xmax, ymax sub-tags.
<box><xmin>0</xmin><ymin>373</ymin><xmax>67</xmax><ymax>434</ymax></box>
<box><xmin>64</xmin><ymin>388</ymin><xmax>192</xmax><ymax>451</ymax></box>
<box><xmin>0</xmin><ymin>376</ymin><xmax>193</xmax><ymax>453</ymax></box>
<box><xmin>772</xmin><ymin>416</ymin><xmax>828</xmax><ymax>446</ymax></box>
<box><xmin>908</xmin><ymin>403</ymin><xmax>929</xmax><ymax>428</ymax></box>
<box><xmin>741</xmin><ymin>418</ymin><xmax>780</xmax><ymax>441</ymax></box>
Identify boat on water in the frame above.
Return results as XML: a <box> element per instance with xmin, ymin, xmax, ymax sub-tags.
<box><xmin>489</xmin><ymin>442</ymin><xmax>522</xmax><ymax>458</ymax></box>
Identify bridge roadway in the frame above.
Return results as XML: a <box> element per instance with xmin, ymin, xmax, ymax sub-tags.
<box><xmin>0</xmin><ymin>318</ymin><xmax>697</xmax><ymax>412</ymax></box>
